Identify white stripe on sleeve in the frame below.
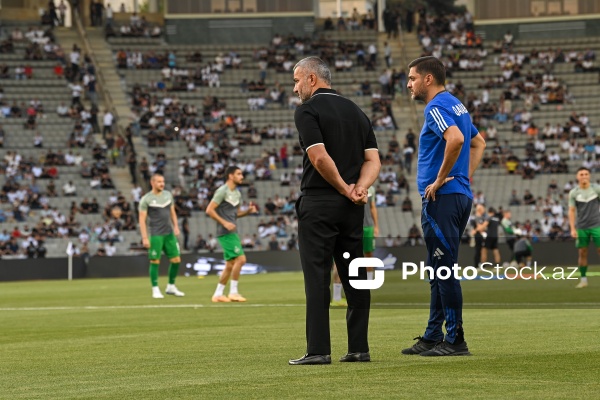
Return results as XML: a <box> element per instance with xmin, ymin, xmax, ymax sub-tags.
<box><xmin>429</xmin><ymin>108</ymin><xmax>448</xmax><ymax>133</ymax></box>
<box><xmin>429</xmin><ymin>109</ymin><xmax>446</xmax><ymax>133</ymax></box>
<box><xmin>305</xmin><ymin>143</ymin><xmax>324</xmax><ymax>151</ymax></box>
<box><xmin>432</xmin><ymin>107</ymin><xmax>449</xmax><ymax>130</ymax></box>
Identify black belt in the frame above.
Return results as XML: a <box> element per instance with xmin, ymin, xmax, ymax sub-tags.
<box><xmin>301</xmin><ymin>188</ymin><xmax>341</xmax><ymax>196</ymax></box>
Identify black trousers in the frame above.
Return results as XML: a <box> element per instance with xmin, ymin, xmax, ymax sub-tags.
<box><xmin>296</xmin><ymin>193</ymin><xmax>370</xmax><ymax>355</ymax></box>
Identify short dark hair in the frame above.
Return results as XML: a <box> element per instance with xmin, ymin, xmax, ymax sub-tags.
<box><xmin>408</xmin><ymin>56</ymin><xmax>446</xmax><ymax>85</ymax></box>
<box><xmin>577</xmin><ymin>167</ymin><xmax>591</xmax><ymax>173</ymax></box>
<box><xmin>225</xmin><ymin>165</ymin><xmax>241</xmax><ymax>179</ymax></box>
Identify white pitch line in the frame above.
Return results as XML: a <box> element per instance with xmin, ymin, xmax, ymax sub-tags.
<box><xmin>0</xmin><ymin>304</ymin><xmax>303</xmax><ymax>311</ymax></box>
<box><xmin>0</xmin><ymin>302</ymin><xmax>599</xmax><ymax>312</ymax></box>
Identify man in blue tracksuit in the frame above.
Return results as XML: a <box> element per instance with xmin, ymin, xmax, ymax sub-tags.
<box><xmin>402</xmin><ymin>56</ymin><xmax>486</xmax><ymax>356</ymax></box>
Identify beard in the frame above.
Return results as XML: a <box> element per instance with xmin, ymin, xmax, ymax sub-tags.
<box><xmin>411</xmin><ymin>87</ymin><xmax>426</xmax><ymax>102</ymax></box>
<box><xmin>299</xmin><ymin>92</ymin><xmax>311</xmax><ymax>103</ymax></box>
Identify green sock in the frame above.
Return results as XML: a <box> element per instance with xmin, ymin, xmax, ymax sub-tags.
<box><xmin>579</xmin><ymin>266</ymin><xmax>588</xmax><ymax>278</ymax></box>
<box><xmin>149</xmin><ymin>263</ymin><xmax>159</xmax><ymax>287</ymax></box>
<box><xmin>168</xmin><ymin>262</ymin><xmax>180</xmax><ymax>285</ymax></box>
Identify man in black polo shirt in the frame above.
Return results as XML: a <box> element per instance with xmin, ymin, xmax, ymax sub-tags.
<box><xmin>288</xmin><ymin>56</ymin><xmax>381</xmax><ymax>365</ymax></box>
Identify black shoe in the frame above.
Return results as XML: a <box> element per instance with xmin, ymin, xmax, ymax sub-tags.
<box><xmin>401</xmin><ymin>336</ymin><xmax>440</xmax><ymax>355</ymax></box>
<box><xmin>420</xmin><ymin>340</ymin><xmax>471</xmax><ymax>357</ymax></box>
<box><xmin>288</xmin><ymin>354</ymin><xmax>332</xmax><ymax>365</ymax></box>
<box><xmin>339</xmin><ymin>352</ymin><xmax>370</xmax><ymax>362</ymax></box>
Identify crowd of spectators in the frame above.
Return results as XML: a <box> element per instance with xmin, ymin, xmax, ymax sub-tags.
<box><xmin>413</xmin><ymin>6</ymin><xmax>598</xmax><ymax>181</ymax></box>
<box><xmin>105</xmin><ymin>12</ymin><xmax>162</xmax><ymax>39</ymax></box>
<box><xmin>0</xmin><ymin>23</ymin><xmax>139</xmax><ymax>258</ymax></box>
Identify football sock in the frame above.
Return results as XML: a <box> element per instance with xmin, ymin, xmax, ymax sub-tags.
<box><xmin>168</xmin><ymin>262</ymin><xmax>180</xmax><ymax>284</ymax></box>
<box><xmin>149</xmin><ymin>263</ymin><xmax>159</xmax><ymax>287</ymax></box>
<box><xmin>366</xmin><ymin>271</ymin><xmax>374</xmax><ymax>280</ymax></box>
<box><xmin>579</xmin><ymin>266</ymin><xmax>588</xmax><ymax>278</ymax></box>
<box><xmin>214</xmin><ymin>283</ymin><xmax>226</xmax><ymax>297</ymax></box>
<box><xmin>333</xmin><ymin>283</ymin><xmax>342</xmax><ymax>301</ymax></box>
<box><xmin>230</xmin><ymin>280</ymin><xmax>239</xmax><ymax>295</ymax></box>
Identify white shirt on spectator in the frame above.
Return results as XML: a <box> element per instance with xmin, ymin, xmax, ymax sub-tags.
<box><xmin>132</xmin><ymin>186</ymin><xmax>142</xmax><ymax>202</ymax></box>
<box><xmin>103</xmin><ymin>112</ymin><xmax>114</xmax><ymax>127</ymax></box>
<box><xmin>70</xmin><ymin>51</ymin><xmax>80</xmax><ymax>65</ymax></box>
<box><xmin>105</xmin><ymin>243</ymin><xmax>117</xmax><ymax>256</ymax></box>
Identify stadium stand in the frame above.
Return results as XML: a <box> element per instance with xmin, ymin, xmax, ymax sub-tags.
<box><xmin>410</xmin><ymin>10</ymin><xmax>600</xmax><ymax>241</ymax></box>
<box><xmin>4</xmin><ymin>5</ymin><xmax>600</xmax><ymax>258</ymax></box>
<box><xmin>0</xmin><ymin>20</ymin><xmax>137</xmax><ymax>258</ymax></box>
<box><xmin>108</xmin><ymin>24</ymin><xmax>418</xmax><ymax>253</ymax></box>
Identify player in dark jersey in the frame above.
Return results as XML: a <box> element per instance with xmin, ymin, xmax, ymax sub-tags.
<box><xmin>482</xmin><ymin>207</ymin><xmax>501</xmax><ymax>266</ymax></box>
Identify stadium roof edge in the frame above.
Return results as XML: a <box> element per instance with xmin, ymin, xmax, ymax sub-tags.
<box><xmin>476</xmin><ymin>13</ymin><xmax>600</xmax><ymax>25</ymax></box>
<box><xmin>164</xmin><ymin>12</ymin><xmax>314</xmax><ymax>19</ymax></box>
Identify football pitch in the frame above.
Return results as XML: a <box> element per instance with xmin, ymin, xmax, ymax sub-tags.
<box><xmin>1</xmin><ymin>271</ymin><xmax>599</xmax><ymax>399</ymax></box>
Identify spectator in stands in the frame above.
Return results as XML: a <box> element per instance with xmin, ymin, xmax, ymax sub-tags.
<box><xmin>264</xmin><ymin>198</ymin><xmax>277</xmax><ymax>216</ymax></box>
<box><xmin>509</xmin><ymin>191</ymin><xmax>521</xmax><ymax>206</ymax></box>
<box><xmin>247</xmin><ymin>184</ymin><xmax>257</xmax><ymax>199</ymax></box>
<box><xmin>69</xmin><ymin>81</ymin><xmax>82</xmax><ymax>106</ymax></box>
<box><xmin>268</xmin><ymin>235</ymin><xmax>280</xmax><ymax>251</ymax></box>
<box><xmin>95</xmin><ymin>244</ymin><xmax>107</xmax><ymax>256</ymax></box>
<box><xmin>56</xmin><ymin>102</ymin><xmax>69</xmax><ymax>118</ymax></box>
<box><xmin>102</xmin><ymin>109</ymin><xmax>113</xmax><ymax>138</ymax></box>
<box><xmin>193</xmin><ymin>234</ymin><xmax>207</xmax><ymax>252</ymax></box>
<box><xmin>63</xmin><ymin>181</ymin><xmax>77</xmax><ymax>196</ymax></box>
<box><xmin>46</xmin><ymin>180</ymin><xmax>57</xmax><ymax>197</ymax></box>
<box><xmin>280</xmin><ymin>172</ymin><xmax>291</xmax><ymax>186</ymax></box>
<box><xmin>523</xmin><ymin>190</ymin><xmax>536</xmax><ymax>205</ymax></box>
<box><xmin>407</xmin><ymin>224</ymin><xmax>423</xmax><ymax>246</ymax></box>
<box><xmin>401</xmin><ymin>196</ymin><xmax>413</xmax><ymax>212</ymax></box>
<box><xmin>33</xmin><ymin>132</ymin><xmax>43</xmax><ymax>147</ymax></box>
<box><xmin>206</xmin><ymin>234</ymin><xmax>218</xmax><ymax>251</ymax></box>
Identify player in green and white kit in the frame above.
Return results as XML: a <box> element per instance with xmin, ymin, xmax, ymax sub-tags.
<box><xmin>331</xmin><ymin>186</ymin><xmax>378</xmax><ymax>306</ymax></box>
<box><xmin>363</xmin><ymin>186</ymin><xmax>379</xmax><ymax>278</ymax></box>
<box><xmin>568</xmin><ymin>167</ymin><xmax>600</xmax><ymax>288</ymax></box>
<box><xmin>139</xmin><ymin>174</ymin><xmax>184</xmax><ymax>299</ymax></box>
<box><xmin>206</xmin><ymin>166</ymin><xmax>257</xmax><ymax>302</ymax></box>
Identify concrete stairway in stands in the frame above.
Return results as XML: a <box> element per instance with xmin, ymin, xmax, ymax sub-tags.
<box><xmin>384</xmin><ymin>30</ymin><xmax>423</xmax><ymax>232</ymax></box>
<box><xmin>85</xmin><ymin>27</ymin><xmax>138</xmax><ymax>193</ymax></box>
<box><xmin>59</xmin><ymin>26</ymin><xmax>152</xmax><ymax>194</ymax></box>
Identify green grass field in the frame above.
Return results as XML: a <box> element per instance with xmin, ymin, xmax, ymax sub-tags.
<box><xmin>1</xmin><ymin>271</ymin><xmax>599</xmax><ymax>399</ymax></box>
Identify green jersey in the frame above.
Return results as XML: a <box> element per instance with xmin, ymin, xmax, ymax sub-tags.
<box><xmin>139</xmin><ymin>190</ymin><xmax>174</xmax><ymax>236</ymax></box>
<box><xmin>363</xmin><ymin>186</ymin><xmax>376</xmax><ymax>227</ymax></box>
<box><xmin>501</xmin><ymin>217</ymin><xmax>515</xmax><ymax>238</ymax></box>
<box><xmin>568</xmin><ymin>184</ymin><xmax>600</xmax><ymax>229</ymax></box>
<box><xmin>211</xmin><ymin>184</ymin><xmax>242</xmax><ymax>237</ymax></box>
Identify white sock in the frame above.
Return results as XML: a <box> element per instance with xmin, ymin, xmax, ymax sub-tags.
<box><xmin>366</xmin><ymin>271</ymin><xmax>374</xmax><ymax>280</ymax></box>
<box><xmin>214</xmin><ymin>283</ymin><xmax>226</xmax><ymax>297</ymax></box>
<box><xmin>333</xmin><ymin>283</ymin><xmax>342</xmax><ymax>301</ymax></box>
<box><xmin>230</xmin><ymin>280</ymin><xmax>239</xmax><ymax>295</ymax></box>
<box><xmin>581</xmin><ymin>277</ymin><xmax>588</xmax><ymax>283</ymax></box>
<box><xmin>152</xmin><ymin>286</ymin><xmax>161</xmax><ymax>292</ymax></box>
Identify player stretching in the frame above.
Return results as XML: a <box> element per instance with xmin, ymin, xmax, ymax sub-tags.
<box><xmin>206</xmin><ymin>166</ymin><xmax>257</xmax><ymax>302</ymax></box>
<box><xmin>139</xmin><ymin>174</ymin><xmax>184</xmax><ymax>299</ymax></box>
<box><xmin>568</xmin><ymin>167</ymin><xmax>600</xmax><ymax>288</ymax></box>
